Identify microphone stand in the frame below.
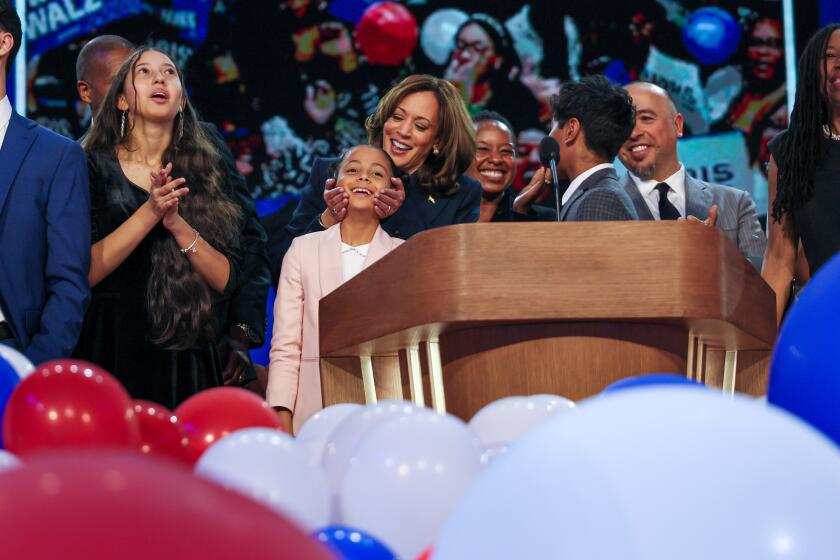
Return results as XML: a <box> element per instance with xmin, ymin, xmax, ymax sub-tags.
<box><xmin>549</xmin><ymin>159</ymin><xmax>561</xmax><ymax>222</ymax></box>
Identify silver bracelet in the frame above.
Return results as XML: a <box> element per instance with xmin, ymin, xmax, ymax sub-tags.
<box><xmin>180</xmin><ymin>229</ymin><xmax>200</xmax><ymax>257</ymax></box>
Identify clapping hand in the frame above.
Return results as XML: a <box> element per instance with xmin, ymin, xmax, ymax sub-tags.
<box><xmin>148</xmin><ymin>163</ymin><xmax>188</xmax><ymax>229</ymax></box>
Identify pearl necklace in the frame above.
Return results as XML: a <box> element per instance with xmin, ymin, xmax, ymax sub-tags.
<box><xmin>822</xmin><ymin>124</ymin><xmax>840</xmax><ymax>141</ymax></box>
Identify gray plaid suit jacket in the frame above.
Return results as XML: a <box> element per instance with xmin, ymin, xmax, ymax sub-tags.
<box><xmin>559</xmin><ymin>168</ymin><xmax>639</xmax><ymax>221</ymax></box>
<box><xmin>621</xmin><ymin>173</ymin><xmax>767</xmax><ymax>268</ymax></box>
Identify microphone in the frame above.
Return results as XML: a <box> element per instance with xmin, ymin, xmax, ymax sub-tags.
<box><xmin>538</xmin><ymin>136</ymin><xmax>564</xmax><ymax>222</ymax></box>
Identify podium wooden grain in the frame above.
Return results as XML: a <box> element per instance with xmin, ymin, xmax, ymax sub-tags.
<box><xmin>318</xmin><ymin>223</ymin><xmax>776</xmax><ymax>421</ymax></box>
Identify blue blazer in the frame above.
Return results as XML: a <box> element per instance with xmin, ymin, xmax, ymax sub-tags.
<box><xmin>0</xmin><ymin>112</ymin><xmax>91</xmax><ymax>364</ymax></box>
<box><xmin>271</xmin><ymin>156</ymin><xmax>481</xmax><ymax>283</ymax></box>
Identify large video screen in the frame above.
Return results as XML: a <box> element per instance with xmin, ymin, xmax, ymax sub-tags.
<box><xmin>23</xmin><ymin>0</ymin><xmax>787</xmax><ymax>215</ymax></box>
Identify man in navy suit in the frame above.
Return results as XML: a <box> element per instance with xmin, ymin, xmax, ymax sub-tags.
<box><xmin>547</xmin><ymin>75</ymin><xmax>639</xmax><ymax>221</ymax></box>
<box><xmin>0</xmin><ymin>3</ymin><xmax>90</xmax><ymax>364</ymax></box>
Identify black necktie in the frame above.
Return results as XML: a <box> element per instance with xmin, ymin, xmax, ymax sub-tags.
<box><xmin>655</xmin><ymin>183</ymin><xmax>681</xmax><ymax>220</ymax></box>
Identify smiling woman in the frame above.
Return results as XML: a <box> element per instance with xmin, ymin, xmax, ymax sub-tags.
<box><xmin>468</xmin><ymin>110</ymin><xmax>556</xmax><ymax>222</ymax></box>
<box><xmin>267</xmin><ymin>144</ymin><xmax>406</xmax><ymax>434</ymax></box>
<box><xmin>75</xmin><ymin>47</ymin><xmax>247</xmax><ymax>409</ymax></box>
<box><xmin>268</xmin><ymin>74</ymin><xmax>482</xmax><ymax>286</ymax></box>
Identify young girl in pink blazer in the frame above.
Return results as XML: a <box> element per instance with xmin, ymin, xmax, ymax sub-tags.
<box><xmin>268</xmin><ymin>145</ymin><xmax>405</xmax><ymax>433</ymax></box>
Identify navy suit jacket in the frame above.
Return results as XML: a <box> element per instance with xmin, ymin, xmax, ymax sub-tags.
<box><xmin>270</xmin><ymin>156</ymin><xmax>481</xmax><ymax>284</ymax></box>
<box><xmin>559</xmin><ymin>168</ymin><xmax>638</xmax><ymax>221</ymax></box>
<box><xmin>0</xmin><ymin>112</ymin><xmax>91</xmax><ymax>364</ymax></box>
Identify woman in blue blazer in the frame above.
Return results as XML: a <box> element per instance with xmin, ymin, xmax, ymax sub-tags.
<box><xmin>270</xmin><ymin>74</ymin><xmax>481</xmax><ymax>283</ymax></box>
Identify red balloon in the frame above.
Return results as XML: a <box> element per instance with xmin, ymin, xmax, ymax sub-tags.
<box><xmin>132</xmin><ymin>400</ymin><xmax>192</xmax><ymax>465</ymax></box>
<box><xmin>0</xmin><ymin>451</ymin><xmax>333</xmax><ymax>560</ymax></box>
<box><xmin>416</xmin><ymin>546</ymin><xmax>434</xmax><ymax>560</ymax></box>
<box><xmin>355</xmin><ymin>2</ymin><xmax>418</xmax><ymax>66</ymax></box>
<box><xmin>2</xmin><ymin>359</ymin><xmax>140</xmax><ymax>456</ymax></box>
<box><xmin>174</xmin><ymin>387</ymin><xmax>282</xmax><ymax>462</ymax></box>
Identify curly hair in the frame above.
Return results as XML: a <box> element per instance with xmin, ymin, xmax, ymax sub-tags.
<box><xmin>772</xmin><ymin>24</ymin><xmax>840</xmax><ymax>223</ymax></box>
<box><xmin>83</xmin><ymin>47</ymin><xmax>241</xmax><ymax>349</ymax></box>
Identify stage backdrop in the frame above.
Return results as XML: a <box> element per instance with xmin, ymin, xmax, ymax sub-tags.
<box><xmin>24</xmin><ymin>0</ymin><xmax>787</xmax><ymax>215</ymax></box>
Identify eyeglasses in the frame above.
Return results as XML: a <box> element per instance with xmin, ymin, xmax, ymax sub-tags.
<box><xmin>747</xmin><ymin>37</ymin><xmax>783</xmax><ymax>49</ymax></box>
<box><xmin>455</xmin><ymin>40</ymin><xmax>490</xmax><ymax>56</ymax></box>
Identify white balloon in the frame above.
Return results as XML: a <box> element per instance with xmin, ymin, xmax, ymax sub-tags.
<box><xmin>321</xmin><ymin>400</ymin><xmax>418</xmax><ymax>495</ymax></box>
<box><xmin>340</xmin><ymin>410</ymin><xmax>482</xmax><ymax>559</ymax></box>
<box><xmin>0</xmin><ymin>345</ymin><xmax>34</xmax><ymax>379</ymax></box>
<box><xmin>420</xmin><ymin>8</ymin><xmax>469</xmax><ymax>65</ymax></box>
<box><xmin>296</xmin><ymin>403</ymin><xmax>362</xmax><ymax>465</ymax></box>
<box><xmin>436</xmin><ymin>388</ymin><xmax>840</xmax><ymax>560</ymax></box>
<box><xmin>0</xmin><ymin>450</ymin><xmax>21</xmax><ymax>472</ymax></box>
<box><xmin>468</xmin><ymin>395</ymin><xmax>574</xmax><ymax>448</ymax></box>
<box><xmin>195</xmin><ymin>427</ymin><xmax>329</xmax><ymax>530</ymax></box>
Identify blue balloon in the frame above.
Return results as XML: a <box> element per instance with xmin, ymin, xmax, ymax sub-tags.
<box><xmin>328</xmin><ymin>0</ymin><xmax>377</xmax><ymax>25</ymax></box>
<box><xmin>0</xmin><ymin>356</ymin><xmax>21</xmax><ymax>448</ymax></box>
<box><xmin>315</xmin><ymin>525</ymin><xmax>397</xmax><ymax>560</ymax></box>
<box><xmin>769</xmin><ymin>251</ymin><xmax>840</xmax><ymax>447</ymax></box>
<box><xmin>681</xmin><ymin>7</ymin><xmax>741</xmax><ymax>66</ymax></box>
<box><xmin>602</xmin><ymin>373</ymin><xmax>704</xmax><ymax>394</ymax></box>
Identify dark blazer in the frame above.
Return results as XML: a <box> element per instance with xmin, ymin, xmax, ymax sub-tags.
<box><xmin>559</xmin><ymin>167</ymin><xmax>638</xmax><ymax>221</ymax></box>
<box><xmin>621</xmin><ymin>173</ymin><xmax>767</xmax><ymax>268</ymax></box>
<box><xmin>0</xmin><ymin>112</ymin><xmax>91</xmax><ymax>363</ymax></box>
<box><xmin>270</xmin><ymin>156</ymin><xmax>482</xmax><ymax>283</ymax></box>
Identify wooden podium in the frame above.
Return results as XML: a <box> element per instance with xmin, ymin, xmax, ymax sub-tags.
<box><xmin>318</xmin><ymin>223</ymin><xmax>776</xmax><ymax>421</ymax></box>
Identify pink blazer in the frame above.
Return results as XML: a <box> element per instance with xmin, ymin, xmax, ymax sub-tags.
<box><xmin>267</xmin><ymin>223</ymin><xmax>404</xmax><ymax>434</ymax></box>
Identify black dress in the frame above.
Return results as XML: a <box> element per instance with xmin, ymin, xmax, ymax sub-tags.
<box><xmin>769</xmin><ymin>131</ymin><xmax>840</xmax><ymax>274</ymax></box>
<box><xmin>74</xmin><ymin>151</ymin><xmax>238</xmax><ymax>409</ymax></box>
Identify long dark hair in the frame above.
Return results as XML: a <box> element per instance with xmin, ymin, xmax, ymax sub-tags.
<box><xmin>84</xmin><ymin>47</ymin><xmax>241</xmax><ymax>349</ymax></box>
<box><xmin>772</xmin><ymin>24</ymin><xmax>840</xmax><ymax>223</ymax></box>
<box><xmin>448</xmin><ymin>14</ymin><xmax>522</xmax><ymax>84</ymax></box>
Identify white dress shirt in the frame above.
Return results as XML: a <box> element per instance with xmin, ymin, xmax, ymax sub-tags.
<box><xmin>628</xmin><ymin>165</ymin><xmax>687</xmax><ymax>219</ymax></box>
<box><xmin>0</xmin><ymin>95</ymin><xmax>12</xmax><ymax>150</ymax></box>
<box><xmin>341</xmin><ymin>242</ymin><xmax>370</xmax><ymax>282</ymax></box>
<box><xmin>562</xmin><ymin>163</ymin><xmax>615</xmax><ymax>205</ymax></box>
<box><xmin>0</xmin><ymin>96</ymin><xmax>10</xmax><ymax>325</ymax></box>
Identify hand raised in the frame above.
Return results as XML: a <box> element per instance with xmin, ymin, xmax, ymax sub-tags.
<box><xmin>147</xmin><ymin>164</ymin><xmax>188</xmax><ymax>221</ymax></box>
<box><xmin>373</xmin><ymin>176</ymin><xmax>406</xmax><ymax>219</ymax></box>
<box><xmin>512</xmin><ymin>167</ymin><xmax>548</xmax><ymax>215</ymax></box>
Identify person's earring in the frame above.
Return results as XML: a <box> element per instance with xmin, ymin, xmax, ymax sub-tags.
<box><xmin>120</xmin><ymin>110</ymin><xmax>126</xmax><ymax>137</ymax></box>
<box><xmin>176</xmin><ymin>110</ymin><xmax>184</xmax><ymax>146</ymax></box>
<box><xmin>433</xmin><ymin>146</ymin><xmax>440</xmax><ymax>156</ymax></box>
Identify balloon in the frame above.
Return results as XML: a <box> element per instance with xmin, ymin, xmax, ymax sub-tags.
<box><xmin>0</xmin><ymin>357</ymin><xmax>19</xmax><ymax>448</ymax></box>
<box><xmin>2</xmin><ymin>359</ymin><xmax>140</xmax><ymax>456</ymax></box>
<box><xmin>340</xmin><ymin>410</ymin><xmax>482</xmax><ymax>559</ymax></box>
<box><xmin>132</xmin><ymin>400</ymin><xmax>192</xmax><ymax>464</ymax></box>
<box><xmin>415</xmin><ymin>547</ymin><xmax>434</xmax><ymax>560</ymax></box>
<box><xmin>174</xmin><ymin>387</ymin><xmax>282</xmax><ymax>463</ymax></box>
<box><xmin>435</xmin><ymin>388</ymin><xmax>840</xmax><ymax>559</ymax></box>
<box><xmin>196</xmin><ymin>428</ymin><xmax>330</xmax><ymax>530</ymax></box>
<box><xmin>682</xmin><ymin>7</ymin><xmax>741</xmax><ymax>66</ymax></box>
<box><xmin>769</xmin><ymin>251</ymin><xmax>840</xmax><ymax>446</ymax></box>
<box><xmin>0</xmin><ymin>345</ymin><xmax>34</xmax><ymax>378</ymax></box>
<box><xmin>420</xmin><ymin>8</ymin><xmax>468</xmax><ymax>65</ymax></box>
<box><xmin>0</xmin><ymin>451</ymin><xmax>333</xmax><ymax>560</ymax></box>
<box><xmin>355</xmin><ymin>2</ymin><xmax>418</xmax><ymax>66</ymax></box>
<box><xmin>468</xmin><ymin>395</ymin><xmax>574</xmax><ymax>448</ymax></box>
<box><xmin>601</xmin><ymin>373</ymin><xmax>705</xmax><ymax>394</ymax></box>
<box><xmin>322</xmin><ymin>400</ymin><xmax>417</xmax><ymax>496</ymax></box>
<box><xmin>315</xmin><ymin>525</ymin><xmax>397</xmax><ymax>560</ymax></box>
<box><xmin>0</xmin><ymin>449</ymin><xmax>20</xmax><ymax>471</ymax></box>
<box><xmin>297</xmin><ymin>403</ymin><xmax>363</xmax><ymax>465</ymax></box>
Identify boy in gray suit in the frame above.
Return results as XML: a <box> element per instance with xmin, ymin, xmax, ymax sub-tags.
<box><xmin>548</xmin><ymin>75</ymin><xmax>639</xmax><ymax>221</ymax></box>
<box><xmin>618</xmin><ymin>82</ymin><xmax>766</xmax><ymax>266</ymax></box>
